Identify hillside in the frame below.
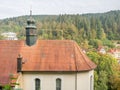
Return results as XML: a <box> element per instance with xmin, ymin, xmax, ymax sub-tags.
<box><xmin>0</xmin><ymin>10</ymin><xmax>120</xmax><ymax>48</ymax></box>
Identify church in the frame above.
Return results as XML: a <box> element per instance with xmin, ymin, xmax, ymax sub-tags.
<box><xmin>0</xmin><ymin>13</ymin><xmax>96</xmax><ymax>90</ymax></box>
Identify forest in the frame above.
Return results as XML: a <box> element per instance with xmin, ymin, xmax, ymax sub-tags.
<box><xmin>0</xmin><ymin>10</ymin><xmax>120</xmax><ymax>49</ymax></box>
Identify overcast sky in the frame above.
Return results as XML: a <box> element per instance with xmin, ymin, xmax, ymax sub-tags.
<box><xmin>0</xmin><ymin>0</ymin><xmax>120</xmax><ymax>19</ymax></box>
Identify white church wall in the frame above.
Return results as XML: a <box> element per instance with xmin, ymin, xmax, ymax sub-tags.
<box><xmin>77</xmin><ymin>70</ymin><xmax>94</xmax><ymax>90</ymax></box>
<box><xmin>21</xmin><ymin>70</ymin><xmax>94</xmax><ymax>90</ymax></box>
<box><xmin>22</xmin><ymin>72</ymin><xmax>75</xmax><ymax>90</ymax></box>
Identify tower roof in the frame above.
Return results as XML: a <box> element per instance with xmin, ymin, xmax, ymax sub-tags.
<box><xmin>26</xmin><ymin>10</ymin><xmax>36</xmax><ymax>28</ymax></box>
<box><xmin>26</xmin><ymin>10</ymin><xmax>37</xmax><ymax>46</ymax></box>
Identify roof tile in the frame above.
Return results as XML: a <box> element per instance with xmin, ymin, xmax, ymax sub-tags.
<box><xmin>0</xmin><ymin>40</ymin><xmax>96</xmax><ymax>85</ymax></box>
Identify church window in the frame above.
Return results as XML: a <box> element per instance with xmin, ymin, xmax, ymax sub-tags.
<box><xmin>0</xmin><ymin>86</ymin><xmax>2</xmax><ymax>90</ymax></box>
<box><xmin>56</xmin><ymin>78</ymin><xmax>61</xmax><ymax>90</ymax></box>
<box><xmin>35</xmin><ymin>78</ymin><xmax>40</xmax><ymax>90</ymax></box>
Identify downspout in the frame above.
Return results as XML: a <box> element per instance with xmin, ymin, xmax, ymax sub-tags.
<box><xmin>72</xmin><ymin>41</ymin><xmax>77</xmax><ymax>90</ymax></box>
<box><xmin>75</xmin><ymin>72</ymin><xmax>77</xmax><ymax>90</ymax></box>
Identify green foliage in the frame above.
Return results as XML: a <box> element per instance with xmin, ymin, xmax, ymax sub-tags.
<box><xmin>3</xmin><ymin>85</ymin><xmax>11</xmax><ymax>90</ymax></box>
<box><xmin>89</xmin><ymin>39</ymin><xmax>115</xmax><ymax>49</ymax></box>
<box><xmin>102</xmin><ymin>39</ymin><xmax>115</xmax><ymax>48</ymax></box>
<box><xmin>97</xmin><ymin>71</ymin><xmax>108</xmax><ymax>90</ymax></box>
<box><xmin>89</xmin><ymin>39</ymin><xmax>103</xmax><ymax>48</ymax></box>
<box><xmin>0</xmin><ymin>10</ymin><xmax>120</xmax><ymax>49</ymax></box>
<box><xmin>14</xmin><ymin>88</ymin><xmax>22</xmax><ymax>90</ymax></box>
<box><xmin>0</xmin><ymin>10</ymin><xmax>120</xmax><ymax>42</ymax></box>
<box><xmin>87</xmin><ymin>52</ymin><xmax>119</xmax><ymax>90</ymax></box>
<box><xmin>109</xmin><ymin>64</ymin><xmax>120</xmax><ymax>90</ymax></box>
<box><xmin>2</xmin><ymin>74</ymin><xmax>22</xmax><ymax>90</ymax></box>
<box><xmin>0</xmin><ymin>35</ymin><xmax>4</xmax><ymax>40</ymax></box>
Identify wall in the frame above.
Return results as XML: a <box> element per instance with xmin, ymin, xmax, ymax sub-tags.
<box><xmin>77</xmin><ymin>70</ymin><xmax>94</xmax><ymax>90</ymax></box>
<box><xmin>19</xmin><ymin>70</ymin><xmax>94</xmax><ymax>90</ymax></box>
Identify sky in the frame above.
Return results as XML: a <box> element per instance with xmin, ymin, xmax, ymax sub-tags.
<box><xmin>0</xmin><ymin>0</ymin><xmax>120</xmax><ymax>19</ymax></box>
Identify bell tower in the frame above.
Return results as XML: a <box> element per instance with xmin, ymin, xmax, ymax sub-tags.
<box><xmin>26</xmin><ymin>10</ymin><xmax>37</xmax><ymax>46</ymax></box>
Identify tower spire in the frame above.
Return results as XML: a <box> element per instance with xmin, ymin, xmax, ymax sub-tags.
<box><xmin>30</xmin><ymin>6</ymin><xmax>32</xmax><ymax>17</ymax></box>
<box><xmin>30</xmin><ymin>9</ymin><xmax>32</xmax><ymax>17</ymax></box>
<box><xmin>26</xmin><ymin>10</ymin><xmax>37</xmax><ymax>46</ymax></box>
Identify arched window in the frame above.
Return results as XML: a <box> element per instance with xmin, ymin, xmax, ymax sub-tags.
<box><xmin>56</xmin><ymin>78</ymin><xmax>61</xmax><ymax>90</ymax></box>
<box><xmin>0</xmin><ymin>86</ymin><xmax>2</xmax><ymax>90</ymax></box>
<box><xmin>35</xmin><ymin>78</ymin><xmax>40</xmax><ymax>90</ymax></box>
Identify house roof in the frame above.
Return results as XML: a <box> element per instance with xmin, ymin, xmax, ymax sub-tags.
<box><xmin>0</xmin><ymin>40</ymin><xmax>96</xmax><ymax>85</ymax></box>
<box><xmin>108</xmin><ymin>48</ymin><xmax>120</xmax><ymax>53</ymax></box>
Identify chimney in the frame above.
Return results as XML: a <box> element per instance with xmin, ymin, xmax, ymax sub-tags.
<box><xmin>17</xmin><ymin>54</ymin><xmax>22</xmax><ymax>72</ymax></box>
<box><xmin>26</xmin><ymin>10</ymin><xmax>37</xmax><ymax>46</ymax></box>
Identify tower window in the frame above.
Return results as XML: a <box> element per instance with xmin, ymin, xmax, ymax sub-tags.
<box><xmin>56</xmin><ymin>78</ymin><xmax>61</xmax><ymax>90</ymax></box>
<box><xmin>35</xmin><ymin>78</ymin><xmax>40</xmax><ymax>90</ymax></box>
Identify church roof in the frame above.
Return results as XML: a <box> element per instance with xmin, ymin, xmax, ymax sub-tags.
<box><xmin>0</xmin><ymin>40</ymin><xmax>96</xmax><ymax>85</ymax></box>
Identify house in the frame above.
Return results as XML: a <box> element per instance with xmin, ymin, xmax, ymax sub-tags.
<box><xmin>1</xmin><ymin>32</ymin><xmax>18</xmax><ymax>40</ymax></box>
<box><xmin>97</xmin><ymin>46</ymin><xmax>106</xmax><ymax>54</ymax></box>
<box><xmin>108</xmin><ymin>48</ymin><xmax>120</xmax><ymax>63</ymax></box>
<box><xmin>0</xmin><ymin>14</ymin><xmax>96</xmax><ymax>90</ymax></box>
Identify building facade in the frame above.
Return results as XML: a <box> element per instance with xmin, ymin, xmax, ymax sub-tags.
<box><xmin>16</xmin><ymin>71</ymin><xmax>94</xmax><ymax>90</ymax></box>
<box><xmin>1</xmin><ymin>32</ymin><xmax>18</xmax><ymax>40</ymax></box>
<box><xmin>0</xmin><ymin>14</ymin><xmax>96</xmax><ymax>90</ymax></box>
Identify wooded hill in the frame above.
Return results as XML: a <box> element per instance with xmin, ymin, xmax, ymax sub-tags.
<box><xmin>0</xmin><ymin>10</ymin><xmax>120</xmax><ymax>49</ymax></box>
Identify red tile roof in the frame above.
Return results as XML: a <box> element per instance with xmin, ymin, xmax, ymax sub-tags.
<box><xmin>0</xmin><ymin>40</ymin><xmax>96</xmax><ymax>85</ymax></box>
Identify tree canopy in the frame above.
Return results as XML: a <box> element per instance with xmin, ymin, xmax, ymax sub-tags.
<box><xmin>87</xmin><ymin>52</ymin><xmax>120</xmax><ymax>90</ymax></box>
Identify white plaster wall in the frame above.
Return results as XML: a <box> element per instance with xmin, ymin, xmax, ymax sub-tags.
<box><xmin>21</xmin><ymin>70</ymin><xmax>94</xmax><ymax>90</ymax></box>
<box><xmin>22</xmin><ymin>72</ymin><xmax>75</xmax><ymax>90</ymax></box>
<box><xmin>77</xmin><ymin>70</ymin><xmax>94</xmax><ymax>90</ymax></box>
